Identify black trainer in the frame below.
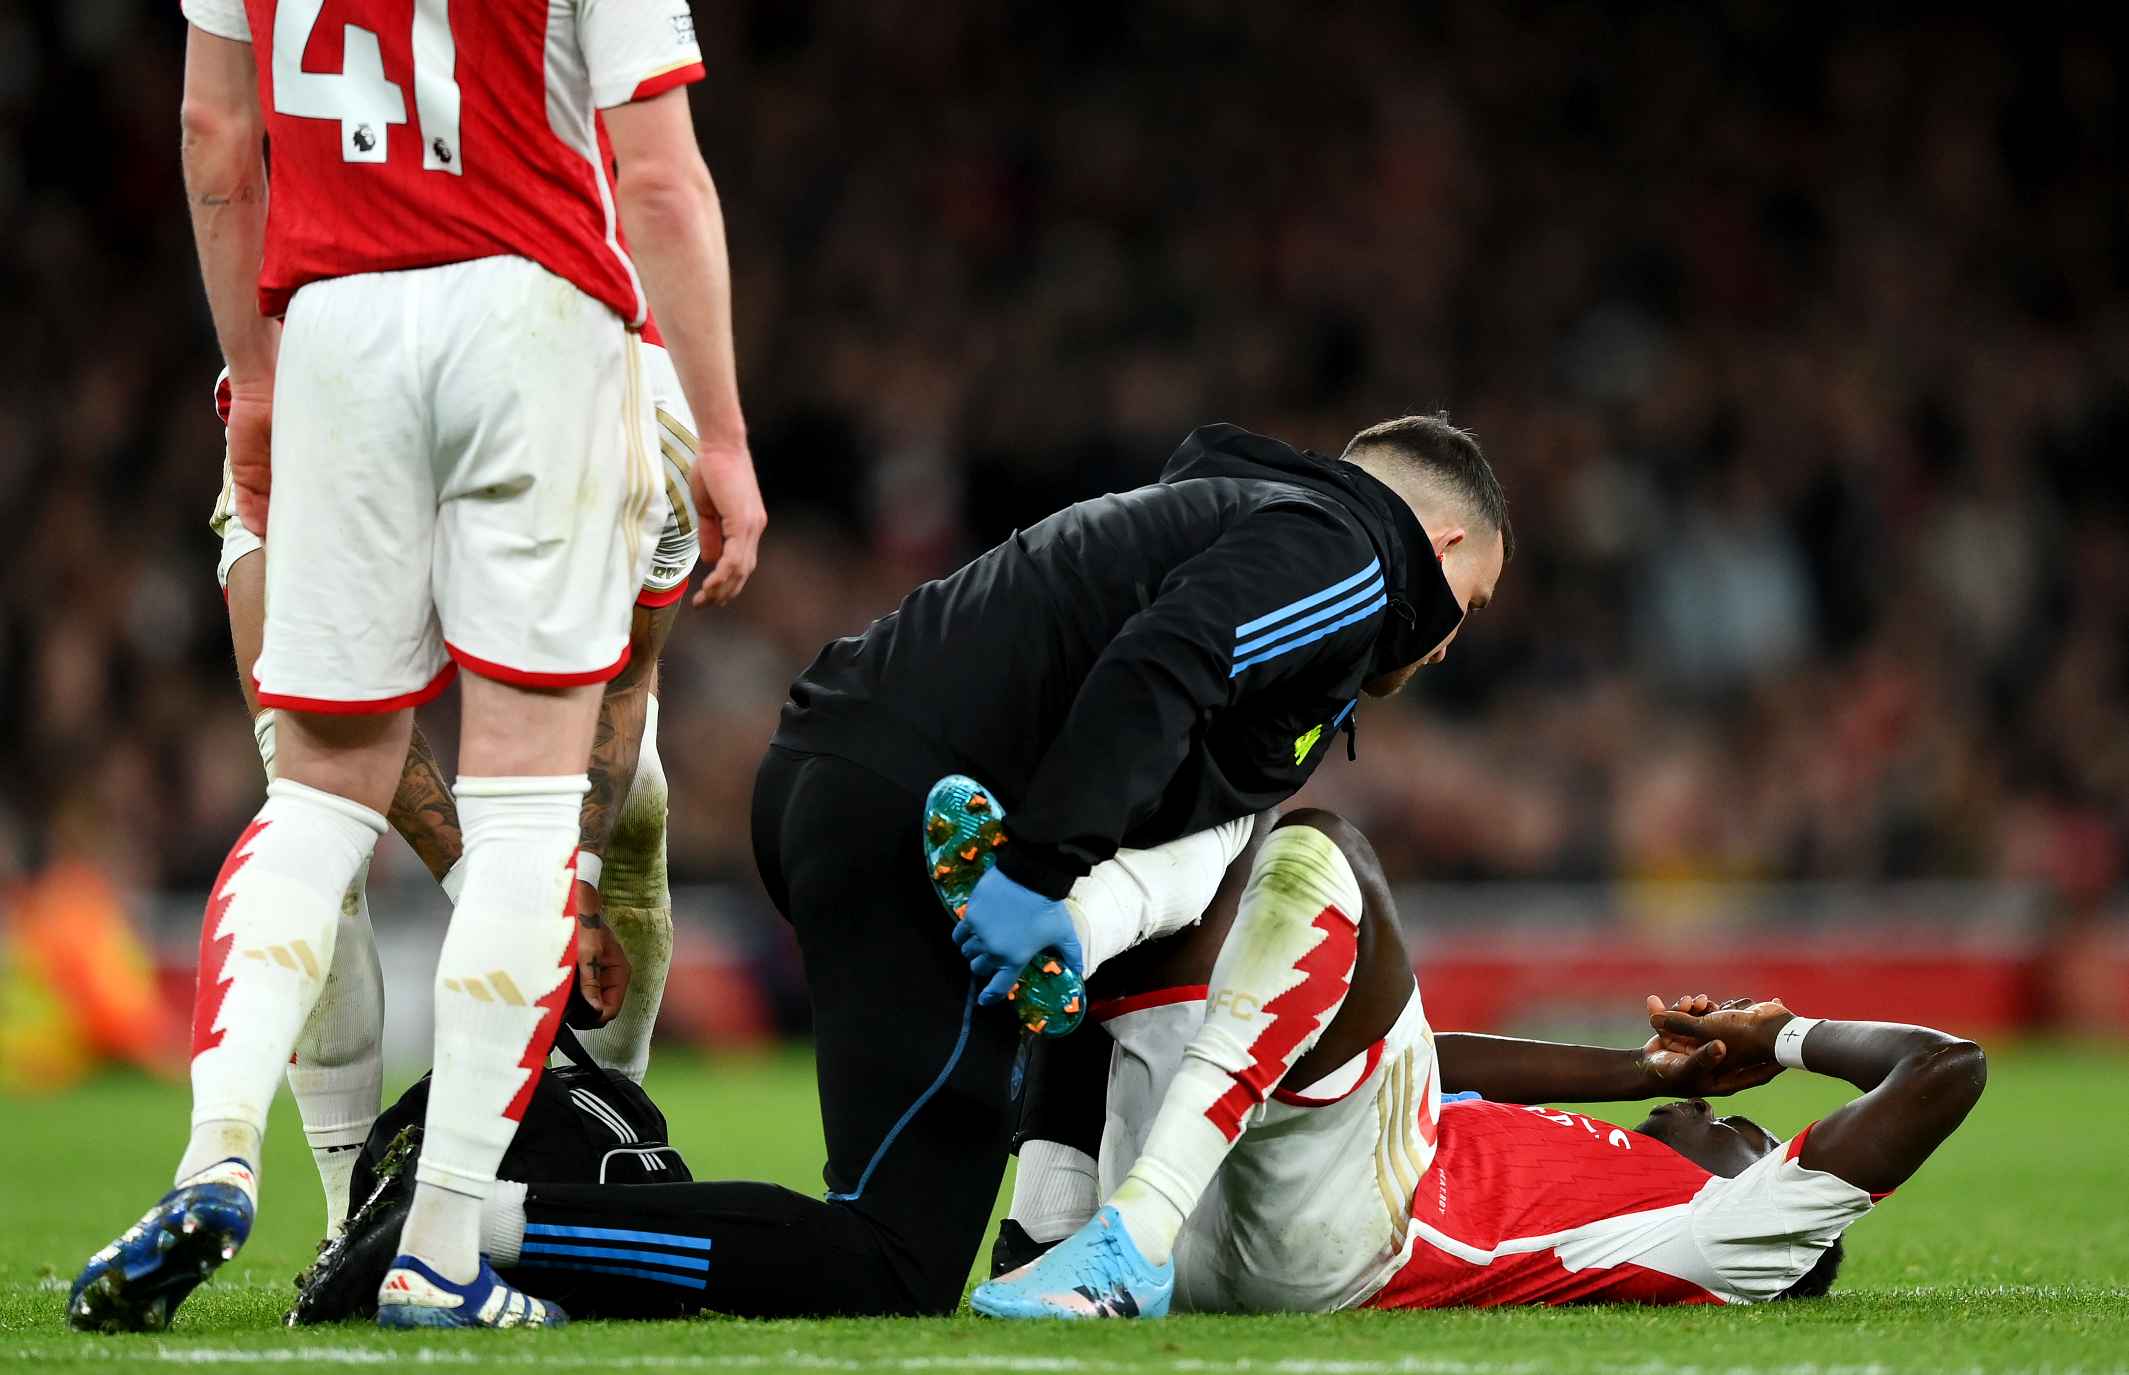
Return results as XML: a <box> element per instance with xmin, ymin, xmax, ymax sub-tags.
<box><xmin>288</xmin><ymin>1126</ymin><xmax>419</xmax><ymax>1326</ymax></box>
<box><xmin>989</xmin><ymin>1218</ymin><xmax>1060</xmax><ymax>1279</ymax></box>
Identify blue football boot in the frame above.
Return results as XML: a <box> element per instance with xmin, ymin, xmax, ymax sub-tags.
<box><xmin>68</xmin><ymin>1158</ymin><xmax>256</xmax><ymax>1333</ymax></box>
<box><xmin>924</xmin><ymin>773</ymin><xmax>1086</xmax><ymax>1037</ymax></box>
<box><xmin>375</xmin><ymin>1255</ymin><xmax>568</xmax><ymax>1329</ymax></box>
<box><xmin>971</xmin><ymin>1205</ymin><xmax>1174</xmax><ymax>1319</ymax></box>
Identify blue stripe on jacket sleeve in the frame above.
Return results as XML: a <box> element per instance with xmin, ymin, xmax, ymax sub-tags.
<box><xmin>1232</xmin><ymin>576</ymin><xmax>1386</xmax><ymax>658</ymax></box>
<box><xmin>1232</xmin><ymin>559</ymin><xmax>1380</xmax><ymax>638</ymax></box>
<box><xmin>1230</xmin><ymin>596</ymin><xmax>1387</xmax><ymax>677</ymax></box>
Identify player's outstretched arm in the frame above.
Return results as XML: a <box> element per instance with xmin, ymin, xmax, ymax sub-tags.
<box><xmin>1651</xmin><ymin>1001</ymin><xmax>1987</xmax><ymax>1196</ymax></box>
<box><xmin>602</xmin><ymin>90</ymin><xmax>763</xmax><ymax>608</ymax></box>
<box><xmin>181</xmin><ymin>23</ymin><xmax>274</xmax><ymax>535</ymax></box>
<box><xmin>1435</xmin><ymin>1018</ymin><xmax>1779</xmax><ymax>1105</ymax></box>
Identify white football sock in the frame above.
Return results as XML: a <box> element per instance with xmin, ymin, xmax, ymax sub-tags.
<box><xmin>1066</xmin><ymin>816</ymin><xmax>1255</xmax><ymax>978</ymax></box>
<box><xmin>480</xmin><ymin>1180</ymin><xmax>530</xmax><ymax>1266</ymax></box>
<box><xmin>1008</xmin><ymin>1139</ymin><xmax>1100</xmax><ymax>1243</ymax></box>
<box><xmin>573</xmin><ymin>697</ymin><xmax>671</xmax><ymax>1084</ymax></box>
<box><xmin>1108</xmin><ymin>824</ymin><xmax>1362</xmax><ymax>1265</ymax></box>
<box><xmin>181</xmin><ymin>778</ymin><xmax>386</xmax><ymax>1188</ymax></box>
<box><xmin>287</xmin><ymin>856</ymin><xmax>386</xmax><ymax>1237</ymax></box>
<box><xmin>399</xmin><ymin>775</ymin><xmax>585</xmax><ymax>1283</ymax></box>
<box><xmin>253</xmin><ymin>707</ymin><xmax>392</xmax><ymax>1233</ymax></box>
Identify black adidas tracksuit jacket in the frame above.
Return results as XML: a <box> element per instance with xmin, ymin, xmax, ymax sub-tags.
<box><xmin>774</xmin><ymin>422</ymin><xmax>1466</xmax><ymax>896</ymax></box>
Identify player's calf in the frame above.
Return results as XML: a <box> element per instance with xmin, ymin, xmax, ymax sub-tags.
<box><xmin>287</xmin><ymin>859</ymin><xmax>387</xmax><ymax>1238</ymax></box>
<box><xmin>392</xmin><ymin>775</ymin><xmax>583</xmax><ymax>1292</ymax></box>
<box><xmin>573</xmin><ymin>695</ymin><xmax>672</xmax><ymax>1084</ymax></box>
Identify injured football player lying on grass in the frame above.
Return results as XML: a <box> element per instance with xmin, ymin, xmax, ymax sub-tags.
<box><xmin>977</xmin><ymin>808</ymin><xmax>1989</xmax><ymax>1317</ymax></box>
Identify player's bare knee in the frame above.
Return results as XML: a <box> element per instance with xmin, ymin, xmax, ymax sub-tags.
<box><xmin>1265</xmin><ymin>809</ymin><xmax>1381</xmax><ymax>922</ymax></box>
<box><xmin>276</xmin><ymin>709</ymin><xmax>415</xmax><ymax>816</ymax></box>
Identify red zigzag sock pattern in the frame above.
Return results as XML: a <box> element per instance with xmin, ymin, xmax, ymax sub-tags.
<box><xmin>1203</xmin><ymin>906</ymin><xmax>1357</xmax><ymax>1142</ymax></box>
<box><xmin>193</xmin><ymin>817</ymin><xmax>271</xmax><ymax>1059</ymax></box>
<box><xmin>502</xmin><ymin>851</ymin><xmax>579</xmax><ymax>1124</ymax></box>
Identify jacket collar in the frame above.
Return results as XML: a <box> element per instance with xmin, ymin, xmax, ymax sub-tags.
<box><xmin>1322</xmin><ymin>458</ymin><xmax>1467</xmax><ymax>679</ymax></box>
<box><xmin>1158</xmin><ymin>425</ymin><xmax>1465</xmax><ymax>679</ymax></box>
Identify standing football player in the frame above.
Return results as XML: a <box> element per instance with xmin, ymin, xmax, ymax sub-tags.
<box><xmin>69</xmin><ymin>0</ymin><xmax>760</xmax><ymax>1334</ymax></box>
<box><xmin>207</xmin><ymin>337</ymin><xmax>701</xmax><ymax>1240</ymax></box>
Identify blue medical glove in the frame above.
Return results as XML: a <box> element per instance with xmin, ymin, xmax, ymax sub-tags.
<box><xmin>953</xmin><ymin>867</ymin><xmax>1086</xmax><ymax>1005</ymax></box>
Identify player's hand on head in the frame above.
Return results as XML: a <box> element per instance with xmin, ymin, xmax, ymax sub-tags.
<box><xmin>955</xmin><ymin>867</ymin><xmax>1085</xmax><ymax>1006</ymax></box>
<box><xmin>689</xmin><ymin>438</ymin><xmax>765</xmax><ymax>608</ymax></box>
<box><xmin>1636</xmin><ymin>1026</ymin><xmax>1786</xmax><ymax>1097</ymax></box>
<box><xmin>1646</xmin><ymin>994</ymin><xmax>1795</xmax><ymax>1068</ymax></box>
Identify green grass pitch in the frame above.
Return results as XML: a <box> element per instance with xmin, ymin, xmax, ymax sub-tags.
<box><xmin>3</xmin><ymin>1043</ymin><xmax>2125</xmax><ymax>1373</ymax></box>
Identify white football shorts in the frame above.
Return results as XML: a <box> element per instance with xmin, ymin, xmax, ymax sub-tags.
<box><xmin>247</xmin><ymin>256</ymin><xmax>668</xmax><ymax>710</ymax></box>
<box><xmin>215</xmin><ymin>340</ymin><xmax>697</xmax><ymax>610</ymax></box>
<box><xmin>1100</xmin><ymin>986</ymin><xmax>1441</xmax><ymax>1314</ymax></box>
<box><xmin>633</xmin><ymin>340</ymin><xmax>702</xmax><ymax>609</ymax></box>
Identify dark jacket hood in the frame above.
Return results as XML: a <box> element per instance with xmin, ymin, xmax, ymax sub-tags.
<box><xmin>1159</xmin><ymin>424</ymin><xmax>1466</xmax><ymax>678</ymax></box>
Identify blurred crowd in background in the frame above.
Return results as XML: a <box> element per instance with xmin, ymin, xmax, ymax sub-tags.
<box><xmin>1</xmin><ymin>4</ymin><xmax>2125</xmax><ymax>912</ymax></box>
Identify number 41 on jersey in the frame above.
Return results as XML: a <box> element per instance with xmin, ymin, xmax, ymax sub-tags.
<box><xmin>272</xmin><ymin>0</ymin><xmax>463</xmax><ymax>174</ymax></box>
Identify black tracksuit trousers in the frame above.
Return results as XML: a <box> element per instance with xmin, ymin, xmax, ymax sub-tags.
<box><xmin>502</xmin><ymin>747</ymin><xmax>1026</xmax><ymax>1318</ymax></box>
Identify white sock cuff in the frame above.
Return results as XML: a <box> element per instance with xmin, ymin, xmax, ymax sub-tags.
<box><xmin>302</xmin><ymin>1120</ymin><xmax>375</xmax><ymax>1151</ymax></box>
<box><xmin>454</xmin><ymin>776</ymin><xmax>589</xmax><ymax>847</ymax></box>
<box><xmin>266</xmin><ymin>777</ymin><xmax>389</xmax><ymax>837</ymax></box>
<box><xmin>454</xmin><ymin>774</ymin><xmax>590</xmax><ymax>800</ymax></box>
<box><xmin>1010</xmin><ymin>1140</ymin><xmax>1100</xmax><ymax>1243</ymax></box>
<box><xmin>1247</xmin><ymin>823</ymin><xmax>1363</xmax><ymax>925</ymax></box>
<box><xmin>482</xmin><ymin>1180</ymin><xmax>530</xmax><ymax>1265</ymax></box>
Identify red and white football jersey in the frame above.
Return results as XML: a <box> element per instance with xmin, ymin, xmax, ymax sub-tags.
<box><xmin>179</xmin><ymin>0</ymin><xmax>703</xmax><ymax>323</ymax></box>
<box><xmin>1363</xmin><ymin>1101</ymin><xmax>1877</xmax><ymax>1308</ymax></box>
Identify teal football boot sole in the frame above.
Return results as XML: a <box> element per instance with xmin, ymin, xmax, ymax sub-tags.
<box><xmin>923</xmin><ymin>773</ymin><xmax>1086</xmax><ymax>1037</ymax></box>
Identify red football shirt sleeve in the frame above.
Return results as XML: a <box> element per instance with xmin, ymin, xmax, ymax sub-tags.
<box><xmin>579</xmin><ymin>1</ymin><xmax>708</xmax><ymax>110</ymax></box>
<box><xmin>180</xmin><ymin>0</ymin><xmax>251</xmax><ymax>43</ymax></box>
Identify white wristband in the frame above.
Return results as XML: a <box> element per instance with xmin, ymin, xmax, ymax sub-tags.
<box><xmin>439</xmin><ymin>858</ymin><xmax>467</xmax><ymax>905</ymax></box>
<box><xmin>574</xmin><ymin>852</ymin><xmax>603</xmax><ymax>893</ymax></box>
<box><xmin>1774</xmin><ymin>1016</ymin><xmax>1822</xmax><ymax>1069</ymax></box>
